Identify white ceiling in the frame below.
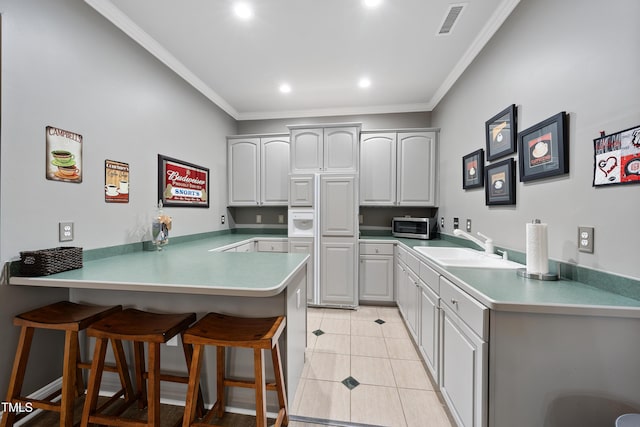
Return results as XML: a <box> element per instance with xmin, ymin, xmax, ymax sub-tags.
<box><xmin>85</xmin><ymin>0</ymin><xmax>520</xmax><ymax>120</ymax></box>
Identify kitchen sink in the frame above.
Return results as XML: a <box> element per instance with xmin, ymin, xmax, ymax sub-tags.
<box><xmin>413</xmin><ymin>246</ymin><xmax>523</xmax><ymax>269</ymax></box>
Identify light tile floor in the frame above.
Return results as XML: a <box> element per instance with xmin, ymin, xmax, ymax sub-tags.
<box><xmin>290</xmin><ymin>306</ymin><xmax>453</xmax><ymax>427</ymax></box>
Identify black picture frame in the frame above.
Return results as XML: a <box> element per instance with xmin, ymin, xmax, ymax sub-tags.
<box><xmin>462</xmin><ymin>149</ymin><xmax>484</xmax><ymax>189</ymax></box>
<box><xmin>485</xmin><ymin>158</ymin><xmax>516</xmax><ymax>205</ymax></box>
<box><xmin>518</xmin><ymin>112</ymin><xmax>568</xmax><ymax>182</ymax></box>
<box><xmin>158</xmin><ymin>155</ymin><xmax>210</xmax><ymax>208</ymax></box>
<box><xmin>485</xmin><ymin>104</ymin><xmax>517</xmax><ymax>161</ymax></box>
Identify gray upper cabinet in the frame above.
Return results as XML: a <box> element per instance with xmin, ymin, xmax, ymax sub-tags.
<box><xmin>360</xmin><ymin>130</ymin><xmax>438</xmax><ymax>206</ymax></box>
<box><xmin>228</xmin><ymin>134</ymin><xmax>290</xmax><ymax>206</ymax></box>
<box><xmin>289</xmin><ymin>125</ymin><xmax>359</xmax><ymax>173</ymax></box>
<box><xmin>360</xmin><ymin>132</ymin><xmax>397</xmax><ymax>205</ymax></box>
<box><xmin>397</xmin><ymin>131</ymin><xmax>437</xmax><ymax>206</ymax></box>
<box><xmin>260</xmin><ymin>136</ymin><xmax>290</xmax><ymax>205</ymax></box>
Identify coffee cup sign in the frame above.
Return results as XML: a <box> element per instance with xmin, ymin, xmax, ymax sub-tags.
<box><xmin>105</xmin><ymin>160</ymin><xmax>130</xmax><ymax>203</ymax></box>
<box><xmin>46</xmin><ymin>126</ymin><xmax>82</xmax><ymax>183</ymax></box>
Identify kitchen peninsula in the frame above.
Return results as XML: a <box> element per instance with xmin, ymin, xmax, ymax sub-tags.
<box><xmin>8</xmin><ymin>235</ymin><xmax>308</xmax><ymax>413</ymax></box>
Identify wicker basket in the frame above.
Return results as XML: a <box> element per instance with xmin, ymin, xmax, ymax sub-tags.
<box><xmin>19</xmin><ymin>247</ymin><xmax>83</xmax><ymax>276</ymax></box>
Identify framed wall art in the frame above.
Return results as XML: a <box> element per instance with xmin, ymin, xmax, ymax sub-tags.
<box><xmin>485</xmin><ymin>104</ymin><xmax>517</xmax><ymax>161</ymax></box>
<box><xmin>105</xmin><ymin>160</ymin><xmax>129</xmax><ymax>203</ymax></box>
<box><xmin>46</xmin><ymin>126</ymin><xmax>83</xmax><ymax>183</ymax></box>
<box><xmin>158</xmin><ymin>155</ymin><xmax>209</xmax><ymax>208</ymax></box>
<box><xmin>518</xmin><ymin>112</ymin><xmax>568</xmax><ymax>182</ymax></box>
<box><xmin>485</xmin><ymin>158</ymin><xmax>516</xmax><ymax>205</ymax></box>
<box><xmin>593</xmin><ymin>124</ymin><xmax>640</xmax><ymax>186</ymax></box>
<box><xmin>462</xmin><ymin>149</ymin><xmax>484</xmax><ymax>189</ymax></box>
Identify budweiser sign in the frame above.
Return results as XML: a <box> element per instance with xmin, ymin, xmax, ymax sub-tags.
<box><xmin>159</xmin><ymin>155</ymin><xmax>209</xmax><ymax>208</ymax></box>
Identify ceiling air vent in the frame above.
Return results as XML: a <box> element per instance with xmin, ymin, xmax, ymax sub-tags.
<box><xmin>437</xmin><ymin>3</ymin><xmax>466</xmax><ymax>35</ymax></box>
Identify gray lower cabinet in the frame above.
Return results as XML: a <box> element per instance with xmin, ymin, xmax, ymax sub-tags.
<box><xmin>439</xmin><ymin>277</ymin><xmax>488</xmax><ymax>427</ymax></box>
<box><xmin>419</xmin><ymin>281</ymin><xmax>439</xmax><ymax>382</ymax></box>
<box><xmin>289</xmin><ymin>238</ymin><xmax>314</xmax><ymax>303</ymax></box>
<box><xmin>320</xmin><ymin>238</ymin><xmax>357</xmax><ymax>306</ymax></box>
<box><xmin>359</xmin><ymin>243</ymin><xmax>394</xmax><ymax>302</ymax></box>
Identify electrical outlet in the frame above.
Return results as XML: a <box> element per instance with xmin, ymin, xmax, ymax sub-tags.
<box><xmin>453</xmin><ymin>217</ymin><xmax>459</xmax><ymax>230</ymax></box>
<box><xmin>59</xmin><ymin>222</ymin><xmax>74</xmax><ymax>242</ymax></box>
<box><xmin>166</xmin><ymin>336</ymin><xmax>178</xmax><ymax>347</ymax></box>
<box><xmin>221</xmin><ymin>215</ymin><xmax>225</xmax><ymax>224</ymax></box>
<box><xmin>466</xmin><ymin>219</ymin><xmax>472</xmax><ymax>232</ymax></box>
<box><xmin>256</xmin><ymin>214</ymin><xmax>262</xmax><ymax>224</ymax></box>
<box><xmin>359</xmin><ymin>214</ymin><xmax>364</xmax><ymax>224</ymax></box>
<box><xmin>578</xmin><ymin>226</ymin><xmax>594</xmax><ymax>253</ymax></box>
<box><xmin>440</xmin><ymin>217</ymin><xmax>445</xmax><ymax>229</ymax></box>
<box><xmin>278</xmin><ymin>214</ymin><xmax>284</xmax><ymax>224</ymax></box>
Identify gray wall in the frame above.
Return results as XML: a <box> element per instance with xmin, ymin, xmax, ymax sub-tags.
<box><xmin>237</xmin><ymin>111</ymin><xmax>431</xmax><ymax>134</ymax></box>
<box><xmin>0</xmin><ymin>0</ymin><xmax>236</xmax><ymax>396</ymax></box>
<box><xmin>432</xmin><ymin>0</ymin><xmax>640</xmax><ymax>279</ymax></box>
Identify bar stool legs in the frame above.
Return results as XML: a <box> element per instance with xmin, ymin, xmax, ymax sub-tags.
<box><xmin>1</xmin><ymin>302</ymin><xmax>130</xmax><ymax>427</ymax></box>
<box><xmin>182</xmin><ymin>313</ymin><xmax>288</xmax><ymax>427</ymax></box>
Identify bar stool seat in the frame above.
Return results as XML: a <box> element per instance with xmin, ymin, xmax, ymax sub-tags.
<box><xmin>80</xmin><ymin>308</ymin><xmax>203</xmax><ymax>427</ymax></box>
<box><xmin>1</xmin><ymin>301</ymin><xmax>132</xmax><ymax>427</ymax></box>
<box><xmin>182</xmin><ymin>312</ymin><xmax>288</xmax><ymax>427</ymax></box>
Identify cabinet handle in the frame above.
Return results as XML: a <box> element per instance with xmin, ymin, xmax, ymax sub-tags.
<box><xmin>375</xmin><ymin>248</ymin><xmax>379</xmax><ymax>254</ymax></box>
<box><xmin>451</xmin><ymin>298</ymin><xmax>458</xmax><ymax>306</ymax></box>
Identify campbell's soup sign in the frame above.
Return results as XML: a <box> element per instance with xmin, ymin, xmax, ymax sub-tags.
<box><xmin>162</xmin><ymin>158</ymin><xmax>208</xmax><ymax>206</ymax></box>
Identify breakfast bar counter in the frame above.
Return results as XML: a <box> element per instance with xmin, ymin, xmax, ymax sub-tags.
<box><xmin>8</xmin><ymin>234</ymin><xmax>308</xmax><ymax>414</ymax></box>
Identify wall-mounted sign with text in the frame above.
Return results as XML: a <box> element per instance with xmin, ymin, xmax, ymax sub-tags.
<box><xmin>46</xmin><ymin>126</ymin><xmax>82</xmax><ymax>183</ymax></box>
<box><xmin>157</xmin><ymin>155</ymin><xmax>209</xmax><ymax>208</ymax></box>
<box><xmin>105</xmin><ymin>160</ymin><xmax>129</xmax><ymax>203</ymax></box>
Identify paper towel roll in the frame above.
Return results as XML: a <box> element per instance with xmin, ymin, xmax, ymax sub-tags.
<box><xmin>526</xmin><ymin>222</ymin><xmax>549</xmax><ymax>274</ymax></box>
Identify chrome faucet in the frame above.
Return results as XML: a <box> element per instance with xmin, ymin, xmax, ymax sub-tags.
<box><xmin>453</xmin><ymin>229</ymin><xmax>495</xmax><ymax>255</ymax></box>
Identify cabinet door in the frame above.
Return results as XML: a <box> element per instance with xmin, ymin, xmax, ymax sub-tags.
<box><xmin>261</xmin><ymin>137</ymin><xmax>290</xmax><ymax>205</ymax></box>
<box><xmin>397</xmin><ymin>132</ymin><xmax>437</xmax><ymax>206</ymax></box>
<box><xmin>289</xmin><ymin>238</ymin><xmax>314</xmax><ymax>303</ymax></box>
<box><xmin>419</xmin><ymin>282</ymin><xmax>439</xmax><ymax>383</ymax></box>
<box><xmin>320</xmin><ymin>239</ymin><xmax>356</xmax><ymax>306</ymax></box>
<box><xmin>359</xmin><ymin>255</ymin><xmax>394</xmax><ymax>302</ymax></box>
<box><xmin>289</xmin><ymin>174</ymin><xmax>314</xmax><ymax>207</ymax></box>
<box><xmin>360</xmin><ymin>133</ymin><xmax>396</xmax><ymax>205</ymax></box>
<box><xmin>290</xmin><ymin>128</ymin><xmax>323</xmax><ymax>173</ymax></box>
<box><xmin>320</xmin><ymin>175</ymin><xmax>356</xmax><ymax>237</ymax></box>
<box><xmin>228</xmin><ymin>138</ymin><xmax>260</xmax><ymax>206</ymax></box>
<box><xmin>440</xmin><ymin>306</ymin><xmax>488</xmax><ymax>427</ymax></box>
<box><xmin>396</xmin><ymin>261</ymin><xmax>407</xmax><ymax>317</ymax></box>
<box><xmin>406</xmin><ymin>270</ymin><xmax>420</xmax><ymax>338</ymax></box>
<box><xmin>324</xmin><ymin>127</ymin><xmax>358</xmax><ymax>172</ymax></box>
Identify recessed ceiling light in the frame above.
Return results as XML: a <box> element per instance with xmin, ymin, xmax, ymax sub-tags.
<box><xmin>234</xmin><ymin>2</ymin><xmax>253</xmax><ymax>20</ymax></box>
<box><xmin>279</xmin><ymin>83</ymin><xmax>292</xmax><ymax>94</ymax></box>
<box><xmin>363</xmin><ymin>0</ymin><xmax>383</xmax><ymax>8</ymax></box>
<box><xmin>358</xmin><ymin>77</ymin><xmax>372</xmax><ymax>88</ymax></box>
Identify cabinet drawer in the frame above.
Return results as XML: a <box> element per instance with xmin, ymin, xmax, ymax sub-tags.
<box><xmin>419</xmin><ymin>261</ymin><xmax>439</xmax><ymax>294</ymax></box>
<box><xmin>360</xmin><ymin>242</ymin><xmax>394</xmax><ymax>255</ymax></box>
<box><xmin>235</xmin><ymin>242</ymin><xmax>255</xmax><ymax>253</ymax></box>
<box><xmin>440</xmin><ymin>277</ymin><xmax>488</xmax><ymax>340</ymax></box>
<box><xmin>257</xmin><ymin>240</ymin><xmax>288</xmax><ymax>252</ymax></box>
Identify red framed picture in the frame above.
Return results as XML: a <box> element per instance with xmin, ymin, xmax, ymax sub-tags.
<box><xmin>157</xmin><ymin>155</ymin><xmax>209</xmax><ymax>208</ymax></box>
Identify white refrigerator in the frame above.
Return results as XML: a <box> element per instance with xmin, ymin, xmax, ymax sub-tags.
<box><xmin>288</xmin><ymin>173</ymin><xmax>358</xmax><ymax>308</ymax></box>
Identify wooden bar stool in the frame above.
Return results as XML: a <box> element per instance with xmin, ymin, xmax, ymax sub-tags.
<box><xmin>181</xmin><ymin>313</ymin><xmax>288</xmax><ymax>427</ymax></box>
<box><xmin>1</xmin><ymin>301</ymin><xmax>133</xmax><ymax>427</ymax></box>
<box><xmin>80</xmin><ymin>308</ymin><xmax>203</xmax><ymax>427</ymax></box>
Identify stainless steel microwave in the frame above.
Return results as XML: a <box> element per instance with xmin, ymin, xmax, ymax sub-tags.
<box><xmin>392</xmin><ymin>217</ymin><xmax>437</xmax><ymax>240</ymax></box>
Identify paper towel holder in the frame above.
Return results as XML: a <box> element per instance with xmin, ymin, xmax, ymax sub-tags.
<box><xmin>517</xmin><ymin>268</ymin><xmax>558</xmax><ymax>281</ymax></box>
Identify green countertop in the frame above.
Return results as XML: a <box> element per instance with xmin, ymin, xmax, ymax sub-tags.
<box><xmin>10</xmin><ymin>235</ymin><xmax>306</xmax><ymax>297</ymax></box>
<box><xmin>360</xmin><ymin>236</ymin><xmax>640</xmax><ymax>317</ymax></box>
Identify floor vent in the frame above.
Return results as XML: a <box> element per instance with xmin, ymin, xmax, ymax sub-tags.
<box><xmin>438</xmin><ymin>3</ymin><xmax>466</xmax><ymax>35</ymax></box>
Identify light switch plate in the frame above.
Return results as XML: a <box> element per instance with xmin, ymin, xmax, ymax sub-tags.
<box><xmin>578</xmin><ymin>226</ymin><xmax>594</xmax><ymax>253</ymax></box>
